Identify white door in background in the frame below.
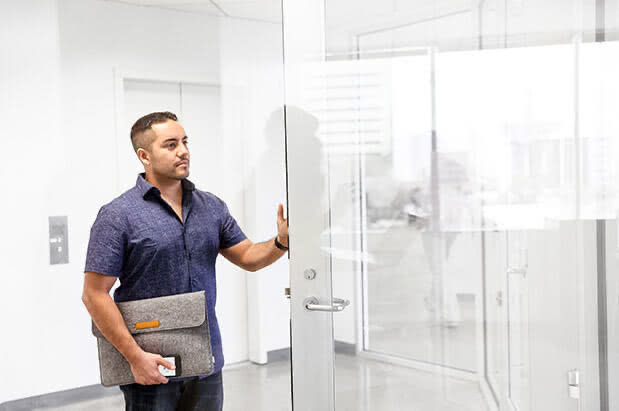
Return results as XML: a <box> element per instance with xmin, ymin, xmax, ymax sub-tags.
<box><xmin>119</xmin><ymin>79</ymin><xmax>181</xmax><ymax>192</ymax></box>
<box><xmin>120</xmin><ymin>79</ymin><xmax>224</xmax><ymax>196</ymax></box>
<box><xmin>180</xmin><ymin>83</ymin><xmax>224</xmax><ymax>197</ymax></box>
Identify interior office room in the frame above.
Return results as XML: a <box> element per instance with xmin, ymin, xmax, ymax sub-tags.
<box><xmin>3</xmin><ymin>0</ymin><xmax>619</xmax><ymax>410</ymax></box>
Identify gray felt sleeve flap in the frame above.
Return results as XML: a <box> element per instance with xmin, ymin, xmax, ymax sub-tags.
<box><xmin>91</xmin><ymin>291</ymin><xmax>214</xmax><ymax>387</ymax></box>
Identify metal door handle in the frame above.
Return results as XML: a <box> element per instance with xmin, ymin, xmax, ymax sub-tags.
<box><xmin>303</xmin><ymin>296</ymin><xmax>350</xmax><ymax>312</ymax></box>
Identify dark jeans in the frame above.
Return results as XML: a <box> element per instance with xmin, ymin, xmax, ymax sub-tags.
<box><xmin>120</xmin><ymin>371</ymin><xmax>223</xmax><ymax>411</ymax></box>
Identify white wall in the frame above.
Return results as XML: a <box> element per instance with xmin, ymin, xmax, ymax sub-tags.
<box><xmin>0</xmin><ymin>0</ymin><xmax>63</xmax><ymax>403</ymax></box>
<box><xmin>219</xmin><ymin>18</ymin><xmax>290</xmax><ymax>363</ymax></box>
<box><xmin>0</xmin><ymin>0</ymin><xmax>254</xmax><ymax>403</ymax></box>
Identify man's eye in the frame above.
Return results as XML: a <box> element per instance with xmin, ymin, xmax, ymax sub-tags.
<box><xmin>168</xmin><ymin>143</ymin><xmax>176</xmax><ymax>149</ymax></box>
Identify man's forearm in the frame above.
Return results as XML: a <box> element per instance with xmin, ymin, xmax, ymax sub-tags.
<box><xmin>244</xmin><ymin>238</ymin><xmax>287</xmax><ymax>272</ymax></box>
<box><xmin>82</xmin><ymin>291</ymin><xmax>143</xmax><ymax>363</ymax></box>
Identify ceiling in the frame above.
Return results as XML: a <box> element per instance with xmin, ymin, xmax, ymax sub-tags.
<box><xmin>103</xmin><ymin>0</ymin><xmax>283</xmax><ymax>23</ymax></box>
<box><xmin>102</xmin><ymin>0</ymin><xmax>482</xmax><ymax>40</ymax></box>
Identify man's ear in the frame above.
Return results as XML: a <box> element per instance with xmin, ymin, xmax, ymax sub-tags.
<box><xmin>137</xmin><ymin>148</ymin><xmax>150</xmax><ymax>166</ymax></box>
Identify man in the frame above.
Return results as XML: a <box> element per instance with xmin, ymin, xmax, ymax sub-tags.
<box><xmin>82</xmin><ymin>111</ymin><xmax>289</xmax><ymax>410</ymax></box>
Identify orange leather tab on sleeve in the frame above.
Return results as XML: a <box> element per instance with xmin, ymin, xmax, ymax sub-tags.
<box><xmin>136</xmin><ymin>320</ymin><xmax>160</xmax><ymax>330</ymax></box>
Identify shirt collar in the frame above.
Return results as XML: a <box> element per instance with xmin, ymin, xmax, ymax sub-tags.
<box><xmin>136</xmin><ymin>172</ymin><xmax>195</xmax><ymax>199</ymax></box>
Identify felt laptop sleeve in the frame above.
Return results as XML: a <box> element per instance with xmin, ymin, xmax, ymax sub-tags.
<box><xmin>91</xmin><ymin>290</ymin><xmax>214</xmax><ymax>386</ymax></box>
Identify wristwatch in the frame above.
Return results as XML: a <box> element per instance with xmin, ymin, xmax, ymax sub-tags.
<box><xmin>274</xmin><ymin>236</ymin><xmax>288</xmax><ymax>251</ymax></box>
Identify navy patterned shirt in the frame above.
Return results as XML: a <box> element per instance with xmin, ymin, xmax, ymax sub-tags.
<box><xmin>84</xmin><ymin>172</ymin><xmax>247</xmax><ymax>377</ymax></box>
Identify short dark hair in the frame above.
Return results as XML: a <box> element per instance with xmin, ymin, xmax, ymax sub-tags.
<box><xmin>130</xmin><ymin>111</ymin><xmax>178</xmax><ymax>152</ymax></box>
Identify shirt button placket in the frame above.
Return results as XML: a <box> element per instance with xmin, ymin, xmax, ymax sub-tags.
<box><xmin>183</xmin><ymin>225</ymin><xmax>194</xmax><ymax>290</ymax></box>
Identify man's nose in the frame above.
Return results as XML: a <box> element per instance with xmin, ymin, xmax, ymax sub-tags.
<box><xmin>178</xmin><ymin>145</ymin><xmax>189</xmax><ymax>157</ymax></box>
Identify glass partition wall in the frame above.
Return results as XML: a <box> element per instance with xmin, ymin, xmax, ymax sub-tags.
<box><xmin>284</xmin><ymin>0</ymin><xmax>619</xmax><ymax>410</ymax></box>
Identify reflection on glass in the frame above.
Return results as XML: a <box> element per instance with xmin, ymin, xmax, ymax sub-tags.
<box><xmin>314</xmin><ymin>1</ymin><xmax>619</xmax><ymax>409</ymax></box>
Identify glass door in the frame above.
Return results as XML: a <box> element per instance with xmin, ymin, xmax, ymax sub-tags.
<box><xmin>283</xmin><ymin>1</ymin><xmax>337</xmax><ymax>408</ymax></box>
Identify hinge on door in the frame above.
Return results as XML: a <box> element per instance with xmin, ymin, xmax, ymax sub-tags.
<box><xmin>567</xmin><ymin>369</ymin><xmax>580</xmax><ymax>399</ymax></box>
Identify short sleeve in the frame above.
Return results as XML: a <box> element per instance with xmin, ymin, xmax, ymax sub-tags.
<box><xmin>84</xmin><ymin>205</ymin><xmax>126</xmax><ymax>277</ymax></box>
<box><xmin>219</xmin><ymin>201</ymin><xmax>247</xmax><ymax>249</ymax></box>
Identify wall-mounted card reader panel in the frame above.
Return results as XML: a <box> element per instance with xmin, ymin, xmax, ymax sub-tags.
<box><xmin>49</xmin><ymin>216</ymin><xmax>69</xmax><ymax>265</ymax></box>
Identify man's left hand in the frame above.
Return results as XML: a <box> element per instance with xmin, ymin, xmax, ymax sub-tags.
<box><xmin>277</xmin><ymin>203</ymin><xmax>289</xmax><ymax>248</ymax></box>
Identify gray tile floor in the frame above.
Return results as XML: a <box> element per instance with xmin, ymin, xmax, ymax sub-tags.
<box><xmin>20</xmin><ymin>354</ymin><xmax>487</xmax><ymax>410</ymax></box>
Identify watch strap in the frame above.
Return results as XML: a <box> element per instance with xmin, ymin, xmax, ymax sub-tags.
<box><xmin>274</xmin><ymin>236</ymin><xmax>288</xmax><ymax>251</ymax></box>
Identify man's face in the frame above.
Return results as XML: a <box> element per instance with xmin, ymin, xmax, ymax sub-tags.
<box><xmin>142</xmin><ymin>120</ymin><xmax>190</xmax><ymax>180</ymax></box>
